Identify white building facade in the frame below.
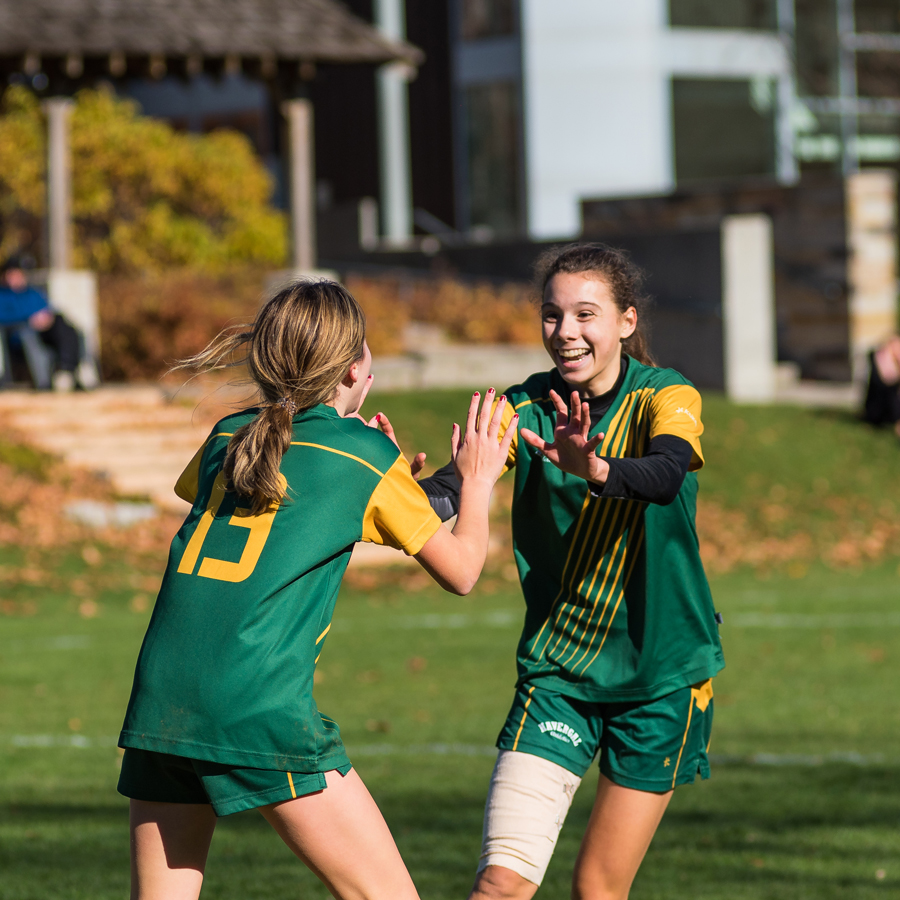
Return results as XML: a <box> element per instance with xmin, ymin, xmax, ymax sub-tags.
<box><xmin>449</xmin><ymin>0</ymin><xmax>900</xmax><ymax>242</ymax></box>
<box><xmin>520</xmin><ymin>0</ymin><xmax>793</xmax><ymax>237</ymax></box>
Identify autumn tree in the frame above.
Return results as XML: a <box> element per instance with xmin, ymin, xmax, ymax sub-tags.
<box><xmin>0</xmin><ymin>85</ymin><xmax>287</xmax><ymax>272</ymax></box>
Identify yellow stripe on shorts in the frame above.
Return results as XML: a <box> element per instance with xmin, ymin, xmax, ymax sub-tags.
<box><xmin>287</xmin><ymin>772</ymin><xmax>297</xmax><ymax>799</ymax></box>
<box><xmin>671</xmin><ymin>679</ymin><xmax>713</xmax><ymax>789</ymax></box>
<box><xmin>511</xmin><ymin>686</ymin><xmax>536</xmax><ymax>751</ymax></box>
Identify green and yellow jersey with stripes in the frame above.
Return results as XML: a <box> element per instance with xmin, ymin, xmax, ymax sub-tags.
<box><xmin>119</xmin><ymin>403</ymin><xmax>441</xmax><ymax>772</ymax></box>
<box><xmin>500</xmin><ymin>358</ymin><xmax>724</xmax><ymax>703</ymax></box>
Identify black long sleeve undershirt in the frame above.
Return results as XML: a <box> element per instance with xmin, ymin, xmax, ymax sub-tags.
<box><xmin>419</xmin><ymin>463</ymin><xmax>462</xmax><ymax>521</ymax></box>
<box><xmin>592</xmin><ymin>434</ymin><xmax>693</xmax><ymax>504</ymax></box>
<box><xmin>419</xmin><ymin>357</ymin><xmax>695</xmax><ymax>520</ymax></box>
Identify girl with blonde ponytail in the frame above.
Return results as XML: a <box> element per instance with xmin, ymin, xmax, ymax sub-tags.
<box><xmin>117</xmin><ymin>279</ymin><xmax>515</xmax><ymax>900</ymax></box>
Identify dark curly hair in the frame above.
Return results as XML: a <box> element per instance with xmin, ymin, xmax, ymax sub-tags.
<box><xmin>533</xmin><ymin>242</ymin><xmax>655</xmax><ymax>366</ymax></box>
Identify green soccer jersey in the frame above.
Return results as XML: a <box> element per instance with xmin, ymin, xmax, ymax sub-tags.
<box><xmin>119</xmin><ymin>404</ymin><xmax>441</xmax><ymax>772</ymax></box>
<box><xmin>497</xmin><ymin>358</ymin><xmax>724</xmax><ymax>703</ymax></box>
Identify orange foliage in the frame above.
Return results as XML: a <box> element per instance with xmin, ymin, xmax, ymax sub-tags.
<box><xmin>98</xmin><ymin>269</ymin><xmax>264</xmax><ymax>381</ymax></box>
<box><xmin>99</xmin><ymin>270</ymin><xmax>542</xmax><ymax>381</ymax></box>
<box><xmin>345</xmin><ymin>273</ymin><xmax>540</xmax><ymax>355</ymax></box>
<box><xmin>409</xmin><ymin>278</ymin><xmax>539</xmax><ymax>345</ymax></box>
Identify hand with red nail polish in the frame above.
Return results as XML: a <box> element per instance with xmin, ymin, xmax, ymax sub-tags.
<box><xmin>451</xmin><ymin>390</ymin><xmax>515</xmax><ymax>487</ymax></box>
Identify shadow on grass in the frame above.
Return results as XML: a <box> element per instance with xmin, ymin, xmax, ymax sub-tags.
<box><xmin>1</xmin><ymin>765</ymin><xmax>898</xmax><ymax>899</ymax></box>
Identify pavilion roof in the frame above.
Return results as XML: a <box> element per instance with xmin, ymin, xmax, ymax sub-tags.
<box><xmin>0</xmin><ymin>0</ymin><xmax>423</xmax><ymax>66</ymax></box>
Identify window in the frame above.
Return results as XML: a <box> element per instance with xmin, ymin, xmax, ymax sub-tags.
<box><xmin>461</xmin><ymin>0</ymin><xmax>516</xmax><ymax>40</ymax></box>
<box><xmin>465</xmin><ymin>81</ymin><xmax>520</xmax><ymax>236</ymax></box>
<box><xmin>794</xmin><ymin>0</ymin><xmax>840</xmax><ymax>97</ymax></box>
<box><xmin>856</xmin><ymin>49</ymin><xmax>900</xmax><ymax>99</ymax></box>
<box><xmin>672</xmin><ymin>78</ymin><xmax>777</xmax><ymax>182</ymax></box>
<box><xmin>855</xmin><ymin>0</ymin><xmax>900</xmax><ymax>34</ymax></box>
<box><xmin>668</xmin><ymin>0</ymin><xmax>776</xmax><ymax>29</ymax></box>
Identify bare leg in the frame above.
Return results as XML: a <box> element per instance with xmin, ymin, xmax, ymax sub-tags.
<box><xmin>468</xmin><ymin>779</ymin><xmax>670</xmax><ymax>900</ymax></box>
<box><xmin>571</xmin><ymin>776</ymin><xmax>671</xmax><ymax>900</ymax></box>
<box><xmin>129</xmin><ymin>800</ymin><xmax>217</xmax><ymax>900</ymax></box>
<box><xmin>469</xmin><ymin>865</ymin><xmax>539</xmax><ymax>900</ymax></box>
<box><xmin>260</xmin><ymin>767</ymin><xmax>419</xmax><ymax>900</ymax></box>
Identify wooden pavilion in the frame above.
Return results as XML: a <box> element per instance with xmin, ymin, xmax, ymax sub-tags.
<box><xmin>0</xmin><ymin>0</ymin><xmax>423</xmax><ymax>271</ymax></box>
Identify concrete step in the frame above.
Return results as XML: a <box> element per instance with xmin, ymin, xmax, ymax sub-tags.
<box><xmin>111</xmin><ymin>469</ymin><xmax>190</xmax><ymax>497</ymax></box>
<box><xmin>48</xmin><ymin>433</ymin><xmax>203</xmax><ymax>454</ymax></box>
<box><xmin>67</xmin><ymin>449</ymin><xmax>198</xmax><ymax>472</ymax></box>
<box><xmin>0</xmin><ymin>385</ymin><xmax>167</xmax><ymax>411</ymax></box>
<box><xmin>0</xmin><ymin>386</ymin><xmax>208</xmax><ymax>515</ymax></box>
<box><xmin>10</xmin><ymin>408</ymin><xmax>203</xmax><ymax>432</ymax></box>
<box><xmin>774</xmin><ymin>380</ymin><xmax>862</xmax><ymax>409</ymax></box>
<box><xmin>34</xmin><ymin>429</ymin><xmax>205</xmax><ymax>453</ymax></box>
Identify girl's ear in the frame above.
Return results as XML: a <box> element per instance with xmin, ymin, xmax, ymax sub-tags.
<box><xmin>342</xmin><ymin>359</ymin><xmax>361</xmax><ymax>389</ymax></box>
<box><xmin>620</xmin><ymin>306</ymin><xmax>637</xmax><ymax>340</ymax></box>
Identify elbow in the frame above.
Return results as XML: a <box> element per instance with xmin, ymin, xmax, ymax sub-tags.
<box><xmin>444</xmin><ymin>570</ymin><xmax>479</xmax><ymax>596</ymax></box>
<box><xmin>654</xmin><ymin>466</ymin><xmax>688</xmax><ymax>506</ymax></box>
<box><xmin>658</xmin><ymin>474</ymin><xmax>689</xmax><ymax>505</ymax></box>
<box><xmin>448</xmin><ymin>576</ymin><xmax>477</xmax><ymax>596</ymax></box>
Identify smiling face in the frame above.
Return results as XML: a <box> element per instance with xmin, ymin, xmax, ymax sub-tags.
<box><xmin>541</xmin><ymin>272</ymin><xmax>637</xmax><ymax>398</ymax></box>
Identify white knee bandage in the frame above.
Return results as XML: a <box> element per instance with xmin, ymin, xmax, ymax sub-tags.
<box><xmin>477</xmin><ymin>750</ymin><xmax>582</xmax><ymax>886</ymax></box>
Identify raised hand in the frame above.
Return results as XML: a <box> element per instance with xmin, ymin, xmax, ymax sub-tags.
<box><xmin>520</xmin><ymin>389</ymin><xmax>608</xmax><ymax>484</ymax></box>
<box><xmin>369</xmin><ymin>411</ymin><xmax>426</xmax><ymax>479</ymax></box>
<box><xmin>451</xmin><ymin>389</ymin><xmax>517</xmax><ymax>485</ymax></box>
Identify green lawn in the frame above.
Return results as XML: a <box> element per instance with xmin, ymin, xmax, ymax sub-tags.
<box><xmin>1</xmin><ymin>388</ymin><xmax>899</xmax><ymax>898</ymax></box>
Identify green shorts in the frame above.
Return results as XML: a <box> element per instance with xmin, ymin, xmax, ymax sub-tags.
<box><xmin>497</xmin><ymin>680</ymin><xmax>714</xmax><ymax>792</ymax></box>
<box><xmin>117</xmin><ymin>748</ymin><xmax>353</xmax><ymax>817</ymax></box>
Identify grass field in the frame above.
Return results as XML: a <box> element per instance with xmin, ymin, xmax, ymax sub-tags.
<box><xmin>1</xmin><ymin>388</ymin><xmax>899</xmax><ymax>898</ymax></box>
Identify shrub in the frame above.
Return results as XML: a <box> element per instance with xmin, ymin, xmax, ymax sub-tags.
<box><xmin>99</xmin><ymin>271</ymin><xmax>541</xmax><ymax>381</ymax></box>
<box><xmin>343</xmin><ymin>274</ymin><xmax>411</xmax><ymax>355</ymax></box>
<box><xmin>98</xmin><ymin>269</ymin><xmax>265</xmax><ymax>381</ymax></box>
<box><xmin>409</xmin><ymin>278</ymin><xmax>539</xmax><ymax>345</ymax></box>
<box><xmin>345</xmin><ymin>273</ymin><xmax>540</xmax><ymax>353</ymax></box>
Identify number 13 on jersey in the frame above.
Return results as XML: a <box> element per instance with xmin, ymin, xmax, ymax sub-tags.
<box><xmin>177</xmin><ymin>471</ymin><xmax>283</xmax><ymax>583</ymax></box>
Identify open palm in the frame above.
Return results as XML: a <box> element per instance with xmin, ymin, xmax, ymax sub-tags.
<box><xmin>520</xmin><ymin>389</ymin><xmax>608</xmax><ymax>483</ymax></box>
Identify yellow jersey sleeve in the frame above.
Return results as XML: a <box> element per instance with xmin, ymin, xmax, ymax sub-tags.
<box><xmin>175</xmin><ymin>430</ymin><xmax>235</xmax><ymax>504</ymax></box>
<box><xmin>497</xmin><ymin>397</ymin><xmax>518</xmax><ymax>474</ymax></box>
<box><xmin>362</xmin><ymin>454</ymin><xmax>443</xmax><ymax>555</ymax></box>
<box><xmin>174</xmin><ymin>440</ymin><xmax>207</xmax><ymax>504</ymax></box>
<box><xmin>648</xmin><ymin>384</ymin><xmax>705</xmax><ymax>471</ymax></box>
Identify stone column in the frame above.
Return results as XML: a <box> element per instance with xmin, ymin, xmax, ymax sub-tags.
<box><xmin>282</xmin><ymin>98</ymin><xmax>316</xmax><ymax>271</ymax></box>
<box><xmin>846</xmin><ymin>170</ymin><xmax>898</xmax><ymax>381</ymax></box>
<box><xmin>722</xmin><ymin>214</ymin><xmax>777</xmax><ymax>402</ymax></box>
<box><xmin>45</xmin><ymin>98</ymin><xmax>74</xmax><ymax>270</ymax></box>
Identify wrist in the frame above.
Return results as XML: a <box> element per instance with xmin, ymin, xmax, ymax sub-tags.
<box><xmin>458</xmin><ymin>474</ymin><xmax>495</xmax><ymax>493</ymax></box>
<box><xmin>588</xmin><ymin>457</ymin><xmax>610</xmax><ymax>485</ymax></box>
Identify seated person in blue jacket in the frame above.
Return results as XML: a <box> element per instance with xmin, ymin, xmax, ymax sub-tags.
<box><xmin>0</xmin><ymin>253</ymin><xmax>94</xmax><ymax>391</ymax></box>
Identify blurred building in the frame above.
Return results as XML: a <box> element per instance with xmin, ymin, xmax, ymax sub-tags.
<box><xmin>436</xmin><ymin>0</ymin><xmax>900</xmax><ymax>242</ymax></box>
<box><xmin>109</xmin><ymin>2</ymin><xmax>900</xmax><ymax>248</ymax></box>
